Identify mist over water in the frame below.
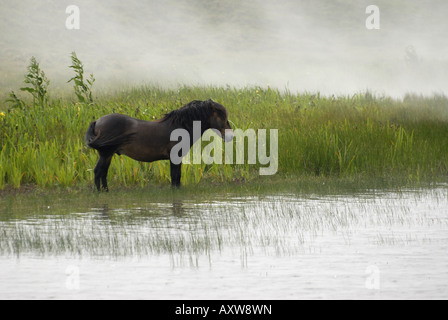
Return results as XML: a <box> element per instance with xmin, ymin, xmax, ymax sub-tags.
<box><xmin>1</xmin><ymin>0</ymin><xmax>447</xmax><ymax>97</ymax></box>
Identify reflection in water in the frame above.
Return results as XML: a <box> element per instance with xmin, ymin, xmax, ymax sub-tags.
<box><xmin>171</xmin><ymin>200</ymin><xmax>185</xmax><ymax>217</ymax></box>
<box><xmin>1</xmin><ymin>189</ymin><xmax>448</xmax><ymax>258</ymax></box>
<box><xmin>90</xmin><ymin>199</ymin><xmax>187</xmax><ymax>220</ymax></box>
<box><xmin>0</xmin><ymin>188</ymin><xmax>447</xmax><ymax>299</ymax></box>
<box><xmin>98</xmin><ymin>204</ymin><xmax>110</xmax><ymax>218</ymax></box>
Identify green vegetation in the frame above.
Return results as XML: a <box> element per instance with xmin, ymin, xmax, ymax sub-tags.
<box><xmin>6</xmin><ymin>57</ymin><xmax>49</xmax><ymax>109</ymax></box>
<box><xmin>1</xmin><ymin>56</ymin><xmax>448</xmax><ymax>192</ymax></box>
<box><xmin>68</xmin><ymin>52</ymin><xmax>95</xmax><ymax>105</ymax></box>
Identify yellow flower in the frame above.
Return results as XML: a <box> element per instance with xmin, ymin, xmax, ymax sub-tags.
<box><xmin>0</xmin><ymin>112</ymin><xmax>5</xmax><ymax>118</ymax></box>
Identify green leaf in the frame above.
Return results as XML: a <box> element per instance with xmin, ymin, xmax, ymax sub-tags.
<box><xmin>20</xmin><ymin>87</ymin><xmax>35</xmax><ymax>93</ymax></box>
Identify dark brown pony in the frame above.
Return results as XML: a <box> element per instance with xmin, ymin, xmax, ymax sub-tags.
<box><xmin>85</xmin><ymin>99</ymin><xmax>233</xmax><ymax>191</ymax></box>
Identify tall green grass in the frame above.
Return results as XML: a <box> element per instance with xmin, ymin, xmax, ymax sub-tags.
<box><xmin>1</xmin><ymin>62</ymin><xmax>448</xmax><ymax>190</ymax></box>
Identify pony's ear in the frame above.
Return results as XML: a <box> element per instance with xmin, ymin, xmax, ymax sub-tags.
<box><xmin>207</xmin><ymin>99</ymin><xmax>214</xmax><ymax>103</ymax></box>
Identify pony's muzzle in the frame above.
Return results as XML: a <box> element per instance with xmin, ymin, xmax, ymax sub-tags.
<box><xmin>224</xmin><ymin>129</ymin><xmax>234</xmax><ymax>143</ymax></box>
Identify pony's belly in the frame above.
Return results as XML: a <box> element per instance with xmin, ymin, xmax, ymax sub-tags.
<box><xmin>119</xmin><ymin>145</ymin><xmax>170</xmax><ymax>163</ymax></box>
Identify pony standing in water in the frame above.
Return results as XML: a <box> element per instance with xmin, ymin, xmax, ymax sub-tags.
<box><xmin>86</xmin><ymin>99</ymin><xmax>234</xmax><ymax>191</ymax></box>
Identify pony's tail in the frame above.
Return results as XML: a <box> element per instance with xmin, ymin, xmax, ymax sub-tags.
<box><xmin>85</xmin><ymin>121</ymin><xmax>100</xmax><ymax>149</ymax></box>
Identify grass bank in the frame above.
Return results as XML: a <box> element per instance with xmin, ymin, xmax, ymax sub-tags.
<box><xmin>1</xmin><ymin>83</ymin><xmax>448</xmax><ymax>191</ymax></box>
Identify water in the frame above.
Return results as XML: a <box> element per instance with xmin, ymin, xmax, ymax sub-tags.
<box><xmin>0</xmin><ymin>187</ymin><xmax>447</xmax><ymax>299</ymax></box>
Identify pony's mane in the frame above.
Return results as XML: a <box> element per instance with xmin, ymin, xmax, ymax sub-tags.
<box><xmin>161</xmin><ymin>99</ymin><xmax>226</xmax><ymax>130</ymax></box>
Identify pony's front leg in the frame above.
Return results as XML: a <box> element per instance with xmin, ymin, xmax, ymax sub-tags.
<box><xmin>170</xmin><ymin>161</ymin><xmax>182</xmax><ymax>188</ymax></box>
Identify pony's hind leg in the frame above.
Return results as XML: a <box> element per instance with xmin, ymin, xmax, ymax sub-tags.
<box><xmin>94</xmin><ymin>153</ymin><xmax>113</xmax><ymax>191</ymax></box>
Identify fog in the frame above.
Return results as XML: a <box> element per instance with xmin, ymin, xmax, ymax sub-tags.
<box><xmin>1</xmin><ymin>0</ymin><xmax>447</xmax><ymax>97</ymax></box>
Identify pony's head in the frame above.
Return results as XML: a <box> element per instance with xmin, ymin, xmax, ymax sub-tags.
<box><xmin>163</xmin><ymin>99</ymin><xmax>234</xmax><ymax>142</ymax></box>
<box><xmin>206</xmin><ymin>100</ymin><xmax>234</xmax><ymax>143</ymax></box>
